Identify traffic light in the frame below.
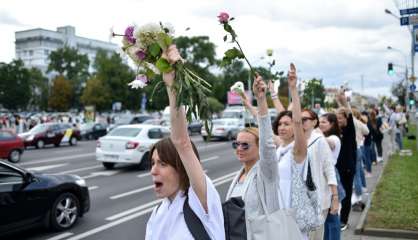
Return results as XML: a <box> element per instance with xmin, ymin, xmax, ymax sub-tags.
<box><xmin>387</xmin><ymin>63</ymin><xmax>394</xmax><ymax>75</ymax></box>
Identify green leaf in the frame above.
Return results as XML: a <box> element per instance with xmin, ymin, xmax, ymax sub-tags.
<box><xmin>224</xmin><ymin>47</ymin><xmax>244</xmax><ymax>59</ymax></box>
<box><xmin>149</xmin><ymin>43</ymin><xmax>161</xmax><ymax>57</ymax></box>
<box><xmin>155</xmin><ymin>58</ymin><xmax>173</xmax><ymax>73</ymax></box>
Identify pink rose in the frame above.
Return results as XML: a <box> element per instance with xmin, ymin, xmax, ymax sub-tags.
<box><xmin>218</xmin><ymin>12</ymin><xmax>229</xmax><ymax>24</ymax></box>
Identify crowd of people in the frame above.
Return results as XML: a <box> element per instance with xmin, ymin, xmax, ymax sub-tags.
<box><xmin>144</xmin><ymin>44</ymin><xmax>408</xmax><ymax>240</ymax></box>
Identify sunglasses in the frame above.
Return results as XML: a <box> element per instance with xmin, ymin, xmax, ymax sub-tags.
<box><xmin>302</xmin><ymin>117</ymin><xmax>314</xmax><ymax>123</ymax></box>
<box><xmin>232</xmin><ymin>141</ymin><xmax>251</xmax><ymax>150</ymax></box>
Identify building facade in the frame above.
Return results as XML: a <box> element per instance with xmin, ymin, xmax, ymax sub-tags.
<box><xmin>15</xmin><ymin>26</ymin><xmax>118</xmax><ymax>75</ymax></box>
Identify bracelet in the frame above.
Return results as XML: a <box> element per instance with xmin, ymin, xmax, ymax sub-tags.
<box><xmin>271</xmin><ymin>93</ymin><xmax>278</xmax><ymax>100</ymax></box>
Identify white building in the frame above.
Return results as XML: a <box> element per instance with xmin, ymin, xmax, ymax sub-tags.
<box><xmin>15</xmin><ymin>26</ymin><xmax>118</xmax><ymax>74</ymax></box>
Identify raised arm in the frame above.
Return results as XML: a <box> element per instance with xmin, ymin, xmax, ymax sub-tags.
<box><xmin>240</xmin><ymin>93</ymin><xmax>258</xmax><ymax>119</ymax></box>
<box><xmin>253</xmin><ymin>74</ymin><xmax>278</xmax><ymax>181</ymax></box>
<box><xmin>268</xmin><ymin>80</ymin><xmax>285</xmax><ymax>113</ymax></box>
<box><xmin>162</xmin><ymin>45</ymin><xmax>208</xmax><ymax>211</ymax></box>
<box><xmin>288</xmin><ymin>63</ymin><xmax>307</xmax><ymax>162</ymax></box>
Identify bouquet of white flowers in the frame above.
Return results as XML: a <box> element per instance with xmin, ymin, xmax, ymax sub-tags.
<box><xmin>112</xmin><ymin>23</ymin><xmax>212</xmax><ymax>125</ymax></box>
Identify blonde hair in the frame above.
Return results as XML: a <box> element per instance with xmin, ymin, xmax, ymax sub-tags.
<box><xmin>239</xmin><ymin>127</ymin><xmax>259</xmax><ymax>147</ymax></box>
<box><xmin>351</xmin><ymin>108</ymin><xmax>361</xmax><ymax>120</ymax></box>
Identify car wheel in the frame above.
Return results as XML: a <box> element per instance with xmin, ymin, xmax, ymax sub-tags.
<box><xmin>188</xmin><ymin>129</ymin><xmax>192</xmax><ymax>136</ymax></box>
<box><xmin>36</xmin><ymin>140</ymin><xmax>45</xmax><ymax>149</ymax></box>
<box><xmin>138</xmin><ymin>152</ymin><xmax>150</xmax><ymax>170</ymax></box>
<box><xmin>202</xmin><ymin>136</ymin><xmax>208</xmax><ymax>141</ymax></box>
<box><xmin>226</xmin><ymin>132</ymin><xmax>233</xmax><ymax>141</ymax></box>
<box><xmin>54</xmin><ymin>142</ymin><xmax>60</xmax><ymax>147</ymax></box>
<box><xmin>8</xmin><ymin>150</ymin><xmax>21</xmax><ymax>163</ymax></box>
<box><xmin>50</xmin><ymin>193</ymin><xmax>80</xmax><ymax>231</ymax></box>
<box><xmin>103</xmin><ymin>162</ymin><xmax>115</xmax><ymax>169</ymax></box>
<box><xmin>69</xmin><ymin>137</ymin><xmax>77</xmax><ymax>146</ymax></box>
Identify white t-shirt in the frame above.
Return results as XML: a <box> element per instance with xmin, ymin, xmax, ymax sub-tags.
<box><xmin>327</xmin><ymin>135</ymin><xmax>341</xmax><ymax>165</ymax></box>
<box><xmin>145</xmin><ymin>176</ymin><xmax>225</xmax><ymax>240</ymax></box>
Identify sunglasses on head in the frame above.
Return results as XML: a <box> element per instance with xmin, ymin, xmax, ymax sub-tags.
<box><xmin>232</xmin><ymin>141</ymin><xmax>251</xmax><ymax>150</ymax></box>
<box><xmin>302</xmin><ymin>117</ymin><xmax>314</xmax><ymax>123</ymax></box>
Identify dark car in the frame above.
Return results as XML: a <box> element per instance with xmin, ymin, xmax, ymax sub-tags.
<box><xmin>80</xmin><ymin>122</ymin><xmax>107</xmax><ymax>140</ymax></box>
<box><xmin>18</xmin><ymin>123</ymin><xmax>81</xmax><ymax>148</ymax></box>
<box><xmin>188</xmin><ymin>120</ymin><xmax>203</xmax><ymax>135</ymax></box>
<box><xmin>0</xmin><ymin>161</ymin><xmax>90</xmax><ymax>237</ymax></box>
<box><xmin>0</xmin><ymin>130</ymin><xmax>24</xmax><ymax>163</ymax></box>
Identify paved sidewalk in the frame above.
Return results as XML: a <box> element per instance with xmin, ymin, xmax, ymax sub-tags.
<box><xmin>342</xmin><ymin>157</ymin><xmax>411</xmax><ymax>240</ymax></box>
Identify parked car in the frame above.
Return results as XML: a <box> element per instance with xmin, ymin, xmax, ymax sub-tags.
<box><xmin>80</xmin><ymin>122</ymin><xmax>107</xmax><ymax>140</ymax></box>
<box><xmin>0</xmin><ymin>161</ymin><xmax>90</xmax><ymax>237</ymax></box>
<box><xmin>18</xmin><ymin>123</ymin><xmax>81</xmax><ymax>148</ymax></box>
<box><xmin>96</xmin><ymin>124</ymin><xmax>170</xmax><ymax>170</ymax></box>
<box><xmin>0</xmin><ymin>130</ymin><xmax>24</xmax><ymax>163</ymax></box>
<box><xmin>107</xmin><ymin>114</ymin><xmax>153</xmax><ymax>132</ymax></box>
<box><xmin>188</xmin><ymin>120</ymin><xmax>203</xmax><ymax>135</ymax></box>
<box><xmin>222</xmin><ymin>106</ymin><xmax>257</xmax><ymax>127</ymax></box>
<box><xmin>201</xmin><ymin>118</ymin><xmax>245</xmax><ymax>141</ymax></box>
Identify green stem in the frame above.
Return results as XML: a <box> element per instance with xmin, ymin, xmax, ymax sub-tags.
<box><xmin>235</xmin><ymin>40</ymin><xmax>256</xmax><ymax>76</ymax></box>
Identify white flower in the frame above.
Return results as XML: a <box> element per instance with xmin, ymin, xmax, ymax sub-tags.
<box><xmin>230</xmin><ymin>81</ymin><xmax>245</xmax><ymax>94</ymax></box>
<box><xmin>128</xmin><ymin>75</ymin><xmax>148</xmax><ymax>89</ymax></box>
<box><xmin>145</xmin><ymin>62</ymin><xmax>161</xmax><ymax>75</ymax></box>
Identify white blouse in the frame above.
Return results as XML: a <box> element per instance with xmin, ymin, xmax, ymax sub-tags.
<box><xmin>145</xmin><ymin>176</ymin><xmax>225</xmax><ymax>240</ymax></box>
<box><xmin>327</xmin><ymin>135</ymin><xmax>341</xmax><ymax>165</ymax></box>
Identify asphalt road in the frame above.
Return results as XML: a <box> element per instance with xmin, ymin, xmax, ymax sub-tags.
<box><xmin>8</xmin><ymin>135</ymin><xmax>241</xmax><ymax>240</ymax></box>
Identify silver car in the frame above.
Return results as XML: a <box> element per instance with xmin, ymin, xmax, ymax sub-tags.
<box><xmin>201</xmin><ymin>118</ymin><xmax>245</xmax><ymax>141</ymax></box>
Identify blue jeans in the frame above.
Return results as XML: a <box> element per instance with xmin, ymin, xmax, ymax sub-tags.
<box><xmin>324</xmin><ymin>213</ymin><xmax>341</xmax><ymax>240</ymax></box>
<box><xmin>363</xmin><ymin>144</ymin><xmax>372</xmax><ymax>173</ymax></box>
<box><xmin>354</xmin><ymin>148</ymin><xmax>366</xmax><ymax>196</ymax></box>
<box><xmin>396</xmin><ymin>132</ymin><xmax>403</xmax><ymax>150</ymax></box>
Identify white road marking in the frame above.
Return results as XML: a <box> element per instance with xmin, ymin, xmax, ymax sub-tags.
<box><xmin>45</xmin><ymin>232</ymin><xmax>74</xmax><ymax>240</ymax></box>
<box><xmin>59</xmin><ymin>165</ymin><xmax>102</xmax><ymax>174</ymax></box>
<box><xmin>88</xmin><ymin>186</ymin><xmax>99</xmax><ymax>191</ymax></box>
<box><xmin>82</xmin><ymin>170</ymin><xmax>120</xmax><ymax>179</ymax></box>
<box><xmin>110</xmin><ymin>185</ymin><xmax>154</xmax><ymax>200</ymax></box>
<box><xmin>106</xmin><ymin>199</ymin><xmax>162</xmax><ymax>221</ymax></box>
<box><xmin>53</xmin><ymin>149</ymin><xmax>80</xmax><ymax>154</ymax></box>
<box><xmin>136</xmin><ymin>172</ymin><xmax>150</xmax><ymax>178</ymax></box>
<box><xmin>27</xmin><ymin>163</ymin><xmax>68</xmax><ymax>172</ymax></box>
<box><xmin>20</xmin><ymin>153</ymin><xmax>95</xmax><ymax>166</ymax></box>
<box><xmin>201</xmin><ymin>155</ymin><xmax>219</xmax><ymax>163</ymax></box>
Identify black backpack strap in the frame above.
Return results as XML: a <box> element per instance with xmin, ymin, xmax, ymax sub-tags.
<box><xmin>183</xmin><ymin>196</ymin><xmax>211</xmax><ymax>240</ymax></box>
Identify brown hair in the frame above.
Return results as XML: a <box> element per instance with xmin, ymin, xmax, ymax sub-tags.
<box><xmin>239</xmin><ymin>127</ymin><xmax>260</xmax><ymax>147</ymax></box>
<box><xmin>272</xmin><ymin>110</ymin><xmax>293</xmax><ymax>135</ymax></box>
<box><xmin>302</xmin><ymin>109</ymin><xmax>319</xmax><ymax>128</ymax></box>
<box><xmin>321</xmin><ymin>113</ymin><xmax>341</xmax><ymax>138</ymax></box>
<box><xmin>149</xmin><ymin>137</ymin><xmax>200</xmax><ymax>193</ymax></box>
<box><xmin>336</xmin><ymin>107</ymin><xmax>349</xmax><ymax>119</ymax></box>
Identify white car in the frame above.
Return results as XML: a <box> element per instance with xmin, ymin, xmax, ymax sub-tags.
<box><xmin>201</xmin><ymin>118</ymin><xmax>245</xmax><ymax>141</ymax></box>
<box><xmin>96</xmin><ymin>124</ymin><xmax>170</xmax><ymax>170</ymax></box>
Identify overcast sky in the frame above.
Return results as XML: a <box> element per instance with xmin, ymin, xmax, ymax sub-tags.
<box><xmin>0</xmin><ymin>0</ymin><xmax>414</xmax><ymax>97</ymax></box>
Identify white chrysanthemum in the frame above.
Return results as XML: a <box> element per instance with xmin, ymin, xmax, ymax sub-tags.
<box><xmin>134</xmin><ymin>23</ymin><xmax>164</xmax><ymax>49</ymax></box>
<box><xmin>145</xmin><ymin>62</ymin><xmax>161</xmax><ymax>75</ymax></box>
<box><xmin>162</xmin><ymin>22</ymin><xmax>175</xmax><ymax>36</ymax></box>
<box><xmin>128</xmin><ymin>75</ymin><xmax>148</xmax><ymax>89</ymax></box>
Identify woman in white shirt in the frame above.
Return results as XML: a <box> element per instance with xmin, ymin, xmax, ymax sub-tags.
<box><xmin>145</xmin><ymin>45</ymin><xmax>225</xmax><ymax>240</ymax></box>
<box><xmin>300</xmin><ymin>109</ymin><xmax>338</xmax><ymax>240</ymax></box>
<box><xmin>319</xmin><ymin>112</ymin><xmax>344</xmax><ymax>240</ymax></box>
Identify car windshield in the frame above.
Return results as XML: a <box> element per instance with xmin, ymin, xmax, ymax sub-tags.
<box><xmin>222</xmin><ymin>111</ymin><xmax>242</xmax><ymax>118</ymax></box>
<box><xmin>80</xmin><ymin>123</ymin><xmax>94</xmax><ymax>130</ymax></box>
<box><xmin>108</xmin><ymin>128</ymin><xmax>142</xmax><ymax>137</ymax></box>
<box><xmin>28</xmin><ymin>124</ymin><xmax>49</xmax><ymax>134</ymax></box>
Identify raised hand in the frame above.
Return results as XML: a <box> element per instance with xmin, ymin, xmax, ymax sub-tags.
<box><xmin>288</xmin><ymin>63</ymin><xmax>297</xmax><ymax>89</ymax></box>
<box><xmin>162</xmin><ymin>45</ymin><xmax>181</xmax><ymax>87</ymax></box>
<box><xmin>253</xmin><ymin>73</ymin><xmax>267</xmax><ymax>99</ymax></box>
<box><xmin>268</xmin><ymin>80</ymin><xmax>275</xmax><ymax>94</ymax></box>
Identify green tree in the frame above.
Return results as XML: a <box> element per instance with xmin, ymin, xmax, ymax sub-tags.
<box><xmin>28</xmin><ymin>68</ymin><xmax>49</xmax><ymax>110</ymax></box>
<box><xmin>391</xmin><ymin>80</ymin><xmax>406</xmax><ymax>106</ymax></box>
<box><xmin>0</xmin><ymin>60</ymin><xmax>31</xmax><ymax>110</ymax></box>
<box><xmin>47</xmin><ymin>46</ymin><xmax>90</xmax><ymax>108</ymax></box>
<box><xmin>48</xmin><ymin>75</ymin><xmax>73</xmax><ymax>111</ymax></box>
<box><xmin>215</xmin><ymin>61</ymin><xmax>250</xmax><ymax>105</ymax></box>
<box><xmin>93</xmin><ymin>50</ymin><xmax>136</xmax><ymax>111</ymax></box>
<box><xmin>207</xmin><ymin>97</ymin><xmax>224</xmax><ymax>114</ymax></box>
<box><xmin>302</xmin><ymin>78</ymin><xmax>325</xmax><ymax>109</ymax></box>
<box><xmin>80</xmin><ymin>76</ymin><xmax>111</xmax><ymax>111</ymax></box>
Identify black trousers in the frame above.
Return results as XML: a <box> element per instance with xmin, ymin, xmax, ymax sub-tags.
<box><xmin>375</xmin><ymin>139</ymin><xmax>383</xmax><ymax>157</ymax></box>
<box><xmin>339</xmin><ymin>169</ymin><xmax>355</xmax><ymax>224</ymax></box>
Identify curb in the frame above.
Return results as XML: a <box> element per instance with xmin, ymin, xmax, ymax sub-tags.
<box><xmin>355</xmin><ymin>150</ymin><xmax>418</xmax><ymax>239</ymax></box>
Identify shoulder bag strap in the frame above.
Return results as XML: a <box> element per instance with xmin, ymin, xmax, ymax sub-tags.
<box><xmin>183</xmin><ymin>196</ymin><xmax>211</xmax><ymax>240</ymax></box>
